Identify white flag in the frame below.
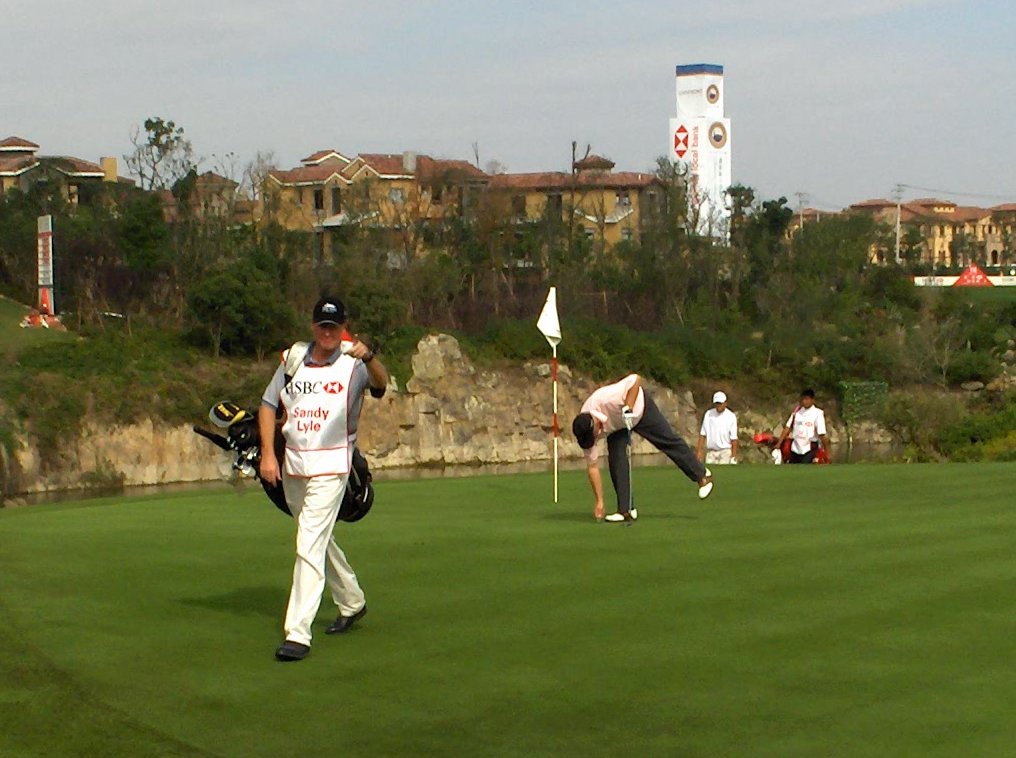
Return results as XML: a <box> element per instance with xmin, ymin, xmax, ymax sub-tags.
<box><xmin>536</xmin><ymin>287</ymin><xmax>561</xmax><ymax>347</ymax></box>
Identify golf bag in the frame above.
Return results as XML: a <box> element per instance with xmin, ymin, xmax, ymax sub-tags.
<box><xmin>193</xmin><ymin>402</ymin><xmax>375</xmax><ymax>523</ymax></box>
<box><xmin>753</xmin><ymin>430</ymin><xmax>829</xmax><ymax>465</ymax></box>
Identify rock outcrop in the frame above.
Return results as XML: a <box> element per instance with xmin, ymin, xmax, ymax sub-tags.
<box><xmin>7</xmin><ymin>333</ymin><xmax>858</xmax><ymax>497</ymax></box>
<box><xmin>6</xmin><ymin>334</ymin><xmax>704</xmax><ymax>495</ymax></box>
<box><xmin>355</xmin><ymin>334</ymin><xmax>700</xmax><ymax>468</ymax></box>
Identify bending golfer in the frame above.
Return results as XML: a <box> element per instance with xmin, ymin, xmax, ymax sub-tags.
<box><xmin>572</xmin><ymin>374</ymin><xmax>712</xmax><ymax>523</ymax></box>
<box><xmin>259</xmin><ymin>296</ymin><xmax>389</xmax><ymax>662</ymax></box>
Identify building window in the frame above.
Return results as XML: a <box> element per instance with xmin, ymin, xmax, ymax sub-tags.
<box><xmin>615</xmin><ymin>190</ymin><xmax>631</xmax><ymax>207</ymax></box>
<box><xmin>545</xmin><ymin>193</ymin><xmax>562</xmax><ymax>214</ymax></box>
<box><xmin>432</xmin><ymin>185</ymin><xmax>444</xmax><ymax>204</ymax></box>
<box><xmin>512</xmin><ymin>195</ymin><xmax>526</xmax><ymax>217</ymax></box>
<box><xmin>621</xmin><ymin>228</ymin><xmax>634</xmax><ymax>241</ymax></box>
<box><xmin>314</xmin><ymin>189</ymin><xmax>325</xmax><ymax>211</ymax></box>
<box><xmin>331</xmin><ymin>187</ymin><xmax>341</xmax><ymax>214</ymax></box>
<box><xmin>583</xmin><ymin>227</ymin><xmax>595</xmax><ymax>239</ymax></box>
<box><xmin>389</xmin><ymin>187</ymin><xmax>405</xmax><ymax>205</ymax></box>
<box><xmin>68</xmin><ymin>184</ymin><xmax>79</xmax><ymax>206</ymax></box>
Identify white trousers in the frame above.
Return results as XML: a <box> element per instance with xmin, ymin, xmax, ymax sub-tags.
<box><xmin>705</xmin><ymin>448</ymin><xmax>734</xmax><ymax>465</ymax></box>
<box><xmin>281</xmin><ymin>473</ymin><xmax>366</xmax><ymax>646</ymax></box>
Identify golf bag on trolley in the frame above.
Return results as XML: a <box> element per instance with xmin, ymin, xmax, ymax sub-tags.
<box><xmin>753</xmin><ymin>430</ymin><xmax>830</xmax><ymax>465</ymax></box>
<box><xmin>193</xmin><ymin>401</ymin><xmax>375</xmax><ymax>523</ymax></box>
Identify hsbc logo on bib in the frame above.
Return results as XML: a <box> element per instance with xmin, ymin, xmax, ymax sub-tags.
<box><xmin>289</xmin><ymin>379</ymin><xmax>344</xmax><ymax>396</ymax></box>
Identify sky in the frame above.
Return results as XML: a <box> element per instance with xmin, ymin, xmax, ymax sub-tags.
<box><xmin>4</xmin><ymin>0</ymin><xmax>1015</xmax><ymax>210</ymax></box>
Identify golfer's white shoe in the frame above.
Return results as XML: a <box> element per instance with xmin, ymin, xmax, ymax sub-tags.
<box><xmin>604</xmin><ymin>509</ymin><xmax>637</xmax><ymax>522</ymax></box>
<box><xmin>698</xmin><ymin>469</ymin><xmax>713</xmax><ymax>500</ymax></box>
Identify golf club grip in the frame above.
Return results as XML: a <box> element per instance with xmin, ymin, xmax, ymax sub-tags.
<box><xmin>192</xmin><ymin>426</ymin><xmax>232</xmax><ymax>451</ymax></box>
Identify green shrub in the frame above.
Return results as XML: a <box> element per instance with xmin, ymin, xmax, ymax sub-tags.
<box><xmin>945</xmin><ymin>350</ymin><xmax>1000</xmax><ymax>385</ymax></box>
<box><xmin>839</xmin><ymin>381</ymin><xmax>889</xmax><ymax>424</ymax></box>
<box><xmin>878</xmin><ymin>390</ymin><xmax>967</xmax><ymax>461</ymax></box>
<box><xmin>936</xmin><ymin>393</ymin><xmax>1016</xmax><ymax>460</ymax></box>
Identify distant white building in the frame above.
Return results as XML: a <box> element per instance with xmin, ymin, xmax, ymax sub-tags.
<box><xmin>668</xmin><ymin>64</ymin><xmax>732</xmax><ymax>239</ymax></box>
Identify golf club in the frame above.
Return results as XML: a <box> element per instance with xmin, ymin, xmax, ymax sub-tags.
<box><xmin>626</xmin><ymin>426</ymin><xmax>634</xmax><ymax>526</ymax></box>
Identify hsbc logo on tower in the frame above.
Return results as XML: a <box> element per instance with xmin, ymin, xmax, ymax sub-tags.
<box><xmin>674</xmin><ymin>125</ymin><xmax>689</xmax><ymax>158</ymax></box>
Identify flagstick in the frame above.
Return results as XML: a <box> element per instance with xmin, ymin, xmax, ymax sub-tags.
<box><xmin>536</xmin><ymin>285</ymin><xmax>561</xmax><ymax>505</ymax></box>
<box><xmin>552</xmin><ymin>344</ymin><xmax>559</xmax><ymax>503</ymax></box>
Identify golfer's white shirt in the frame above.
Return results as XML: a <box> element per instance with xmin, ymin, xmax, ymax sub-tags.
<box><xmin>580</xmin><ymin>374</ymin><xmax>645</xmax><ymax>464</ymax></box>
<box><xmin>786</xmin><ymin>405</ymin><xmax>826</xmax><ymax>454</ymax></box>
<box><xmin>700</xmin><ymin>408</ymin><xmax>737</xmax><ymax>451</ymax></box>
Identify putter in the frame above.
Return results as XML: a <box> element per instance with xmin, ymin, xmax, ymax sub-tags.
<box><xmin>626</xmin><ymin>427</ymin><xmax>634</xmax><ymax>526</ymax></box>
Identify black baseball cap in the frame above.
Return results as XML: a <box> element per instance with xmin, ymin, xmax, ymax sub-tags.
<box><xmin>313</xmin><ymin>296</ymin><xmax>346</xmax><ymax>325</ymax></box>
<box><xmin>572</xmin><ymin>413</ymin><xmax>596</xmax><ymax>450</ymax></box>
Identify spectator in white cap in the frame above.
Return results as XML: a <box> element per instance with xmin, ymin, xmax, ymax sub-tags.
<box><xmin>696</xmin><ymin>391</ymin><xmax>739</xmax><ymax>465</ymax></box>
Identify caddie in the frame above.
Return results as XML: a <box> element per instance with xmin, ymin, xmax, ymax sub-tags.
<box><xmin>774</xmin><ymin>388</ymin><xmax>830</xmax><ymax>464</ymax></box>
<box><xmin>258</xmin><ymin>295</ymin><xmax>389</xmax><ymax>662</ymax></box>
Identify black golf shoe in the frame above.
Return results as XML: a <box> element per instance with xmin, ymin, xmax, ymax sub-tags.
<box><xmin>326</xmin><ymin>604</ymin><xmax>367</xmax><ymax>634</ymax></box>
<box><xmin>275</xmin><ymin>640</ymin><xmax>310</xmax><ymax>661</ymax></box>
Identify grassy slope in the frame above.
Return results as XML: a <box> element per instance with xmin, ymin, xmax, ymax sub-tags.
<box><xmin>0</xmin><ymin>295</ymin><xmax>74</xmax><ymax>356</ymax></box>
<box><xmin>2</xmin><ymin>464</ymin><xmax>1015</xmax><ymax>757</ymax></box>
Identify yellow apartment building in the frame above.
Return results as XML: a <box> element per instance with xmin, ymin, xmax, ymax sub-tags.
<box><xmin>0</xmin><ymin>135</ymin><xmax>127</xmax><ymax>203</ymax></box>
<box><xmin>488</xmin><ymin>155</ymin><xmax>663</xmax><ymax>250</ymax></box>
<box><xmin>849</xmin><ymin>198</ymin><xmax>1015</xmax><ymax>268</ymax></box>
<box><xmin>264</xmin><ymin>149</ymin><xmax>487</xmax><ymax>259</ymax></box>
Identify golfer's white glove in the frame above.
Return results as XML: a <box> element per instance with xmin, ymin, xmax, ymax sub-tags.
<box><xmin>621</xmin><ymin>405</ymin><xmax>635</xmax><ymax>431</ymax></box>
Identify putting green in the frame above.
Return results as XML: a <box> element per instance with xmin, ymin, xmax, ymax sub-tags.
<box><xmin>2</xmin><ymin>464</ymin><xmax>1015</xmax><ymax>756</ymax></box>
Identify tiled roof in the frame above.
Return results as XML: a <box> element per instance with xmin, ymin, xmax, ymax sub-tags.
<box><xmin>849</xmin><ymin>198</ymin><xmax>894</xmax><ymax>209</ymax></box>
<box><xmin>990</xmin><ymin>203</ymin><xmax>1016</xmax><ymax>212</ymax></box>
<box><xmin>0</xmin><ymin>155</ymin><xmax>39</xmax><ymax>175</ymax></box>
<box><xmin>888</xmin><ymin>202</ymin><xmax>991</xmax><ymax>224</ymax></box>
<box><xmin>899</xmin><ymin>204</ymin><xmax>932</xmax><ymax>222</ymax></box>
<box><xmin>416</xmin><ymin>156</ymin><xmax>487</xmax><ymax>182</ymax></box>
<box><xmin>195</xmin><ymin>170</ymin><xmax>238</xmax><ymax>188</ymax></box>
<box><xmin>301</xmin><ymin>149</ymin><xmax>350</xmax><ymax>165</ymax></box>
<box><xmin>268</xmin><ymin>159</ymin><xmax>351</xmax><ymax>185</ymax></box>
<box><xmin>947</xmin><ymin>206</ymin><xmax>991</xmax><ymax>223</ymax></box>
<box><xmin>490</xmin><ymin>171</ymin><xmax>659</xmax><ymax>191</ymax></box>
<box><xmin>573</xmin><ymin>154</ymin><xmax>615</xmax><ymax>171</ymax></box>
<box><xmin>42</xmin><ymin>156</ymin><xmax>105</xmax><ymax>176</ymax></box>
<box><xmin>0</xmin><ymin>136</ymin><xmax>39</xmax><ymax>151</ymax></box>
<box><xmin>352</xmin><ymin>154</ymin><xmax>415</xmax><ymax>178</ymax></box>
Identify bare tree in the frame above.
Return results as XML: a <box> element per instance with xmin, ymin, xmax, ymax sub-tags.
<box><xmin>483</xmin><ymin>159</ymin><xmax>508</xmax><ymax>176</ymax></box>
<box><xmin>124</xmin><ymin>117</ymin><xmax>196</xmax><ymax>191</ymax></box>
<box><xmin>241</xmin><ymin>150</ymin><xmax>277</xmax><ymax>203</ymax></box>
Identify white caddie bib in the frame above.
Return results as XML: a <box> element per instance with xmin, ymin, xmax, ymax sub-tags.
<box><xmin>280</xmin><ymin>354</ymin><xmax>357</xmax><ymax>478</ymax></box>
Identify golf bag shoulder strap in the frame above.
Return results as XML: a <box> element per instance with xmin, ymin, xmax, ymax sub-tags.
<box><xmin>282</xmin><ymin>341</ymin><xmax>310</xmax><ymax>387</ymax></box>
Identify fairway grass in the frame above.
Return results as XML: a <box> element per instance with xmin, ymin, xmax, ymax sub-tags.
<box><xmin>2</xmin><ymin>464</ymin><xmax>1015</xmax><ymax>757</ymax></box>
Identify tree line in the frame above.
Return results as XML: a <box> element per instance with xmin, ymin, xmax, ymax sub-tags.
<box><xmin>1</xmin><ymin>118</ymin><xmax>1013</xmax><ymax>394</ymax></box>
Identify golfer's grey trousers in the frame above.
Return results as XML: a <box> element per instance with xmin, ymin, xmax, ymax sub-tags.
<box><xmin>606</xmin><ymin>394</ymin><xmax>706</xmax><ymax>513</ymax></box>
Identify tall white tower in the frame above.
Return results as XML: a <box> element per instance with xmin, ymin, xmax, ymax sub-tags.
<box><xmin>668</xmin><ymin>63</ymin><xmax>732</xmax><ymax>239</ymax></box>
